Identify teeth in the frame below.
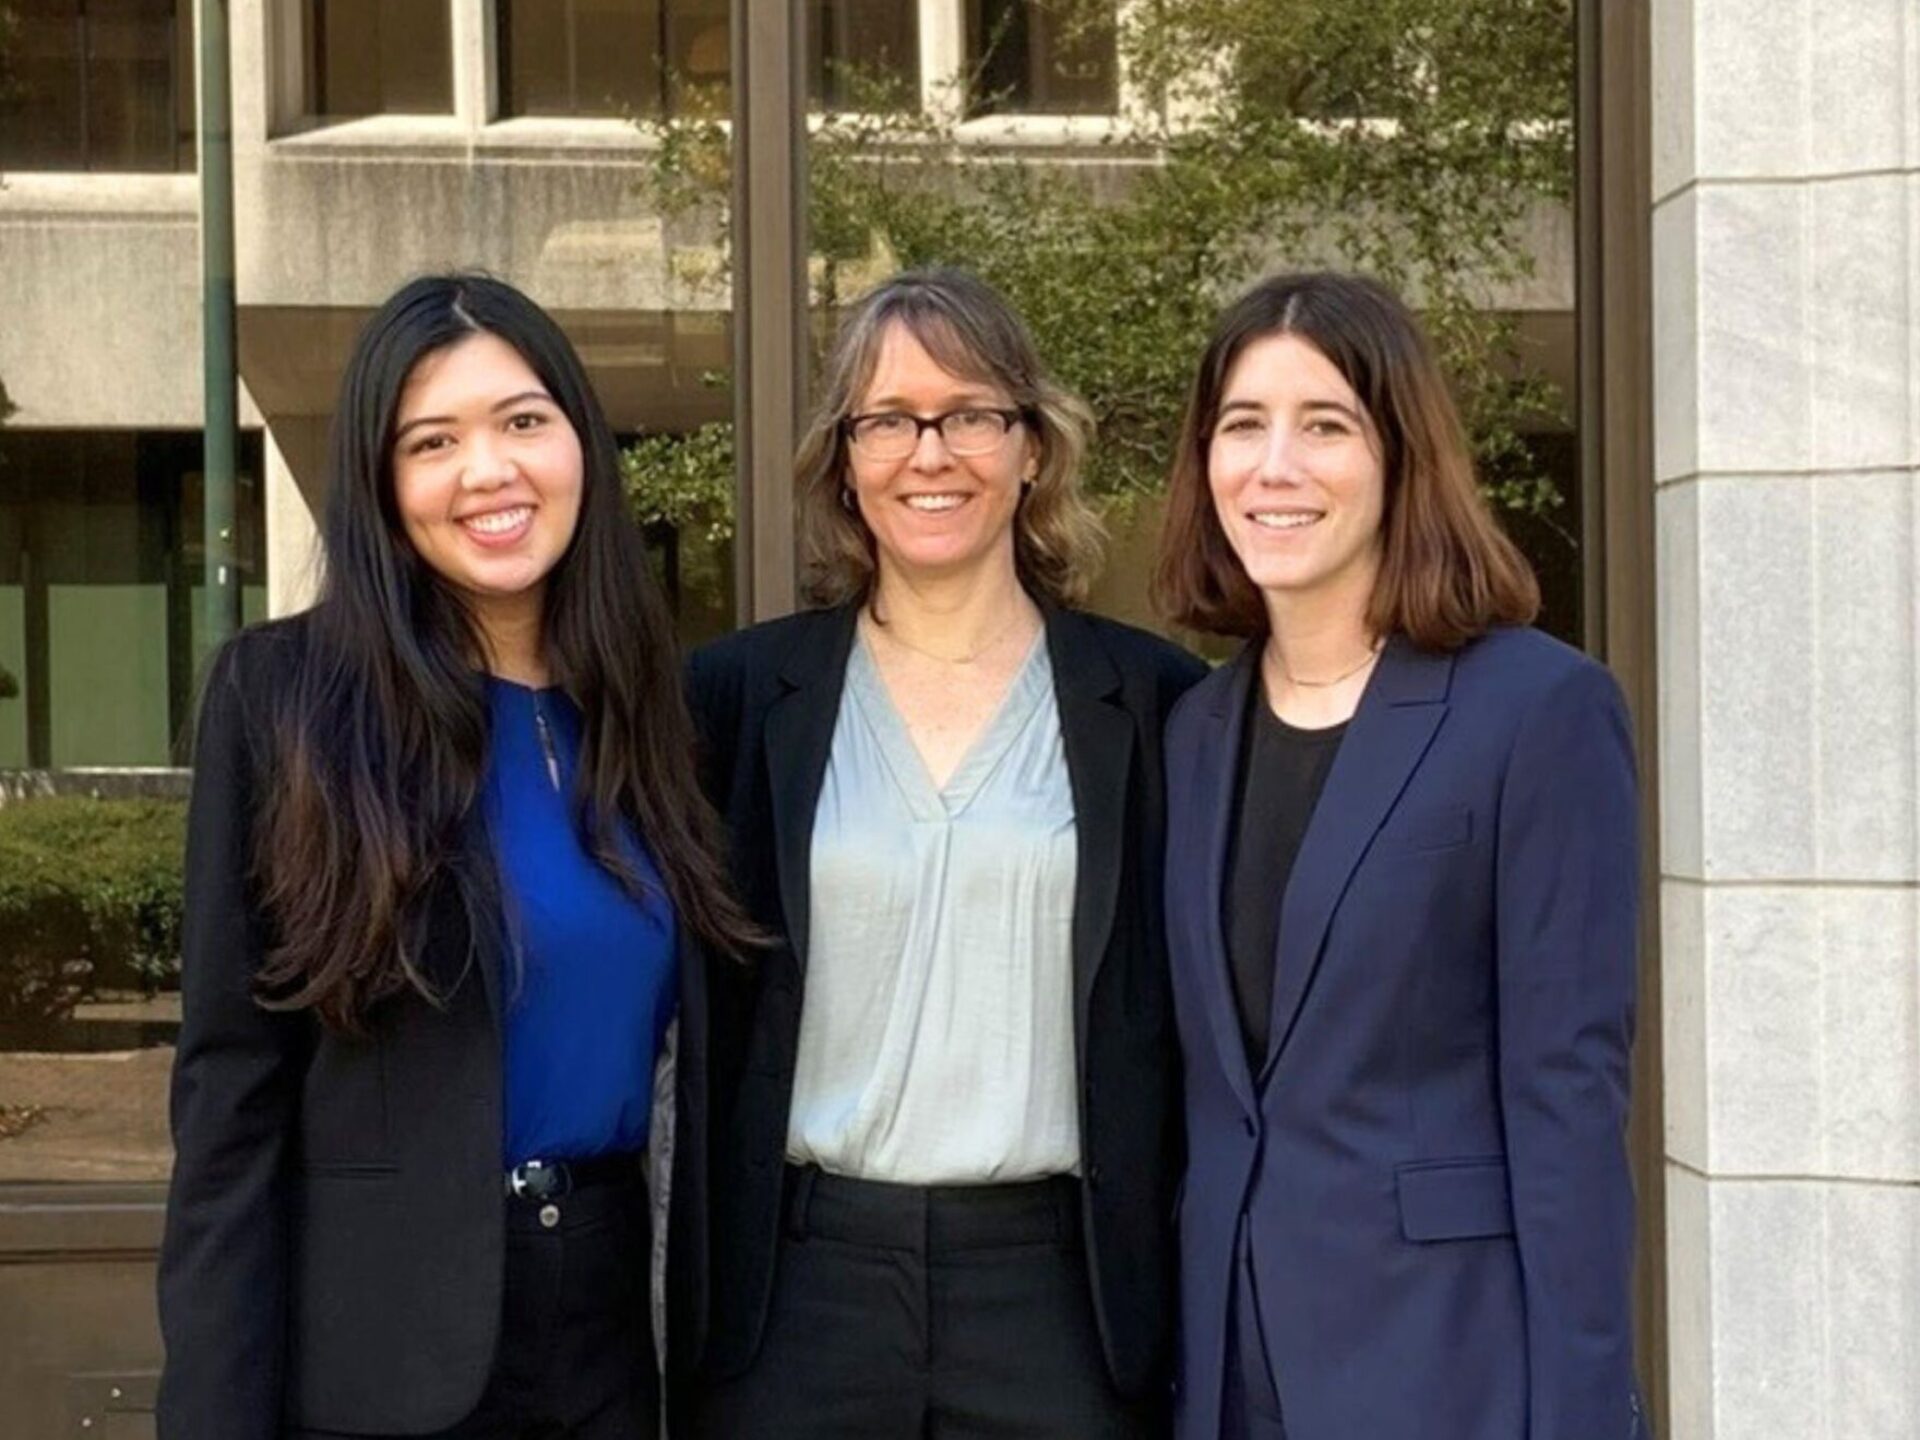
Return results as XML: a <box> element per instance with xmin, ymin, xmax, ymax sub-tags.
<box><xmin>904</xmin><ymin>494</ymin><xmax>967</xmax><ymax>512</ymax></box>
<box><xmin>1251</xmin><ymin>511</ymin><xmax>1320</xmax><ymax>530</ymax></box>
<box><xmin>464</xmin><ymin>507</ymin><xmax>531</xmax><ymax>535</ymax></box>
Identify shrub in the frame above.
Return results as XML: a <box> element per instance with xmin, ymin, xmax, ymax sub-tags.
<box><xmin>0</xmin><ymin>796</ymin><xmax>186</xmax><ymax>1018</ymax></box>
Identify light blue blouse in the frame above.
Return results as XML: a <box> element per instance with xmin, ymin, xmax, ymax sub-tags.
<box><xmin>785</xmin><ymin>632</ymin><xmax>1081</xmax><ymax>1185</ymax></box>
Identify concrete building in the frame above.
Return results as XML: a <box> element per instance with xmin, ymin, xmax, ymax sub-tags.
<box><xmin>0</xmin><ymin>1</ymin><xmax>1913</xmax><ymax>1435</ymax></box>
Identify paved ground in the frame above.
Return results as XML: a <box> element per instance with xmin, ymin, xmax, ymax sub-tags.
<box><xmin>0</xmin><ymin>995</ymin><xmax>178</xmax><ymax>1183</ymax></box>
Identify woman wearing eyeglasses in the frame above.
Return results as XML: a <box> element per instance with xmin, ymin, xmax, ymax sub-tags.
<box><xmin>678</xmin><ymin>268</ymin><xmax>1205</xmax><ymax>1437</ymax></box>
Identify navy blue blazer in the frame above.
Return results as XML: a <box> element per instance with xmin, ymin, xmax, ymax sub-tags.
<box><xmin>1164</xmin><ymin>627</ymin><xmax>1645</xmax><ymax>1440</ymax></box>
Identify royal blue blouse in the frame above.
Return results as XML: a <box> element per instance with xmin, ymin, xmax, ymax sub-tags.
<box><xmin>482</xmin><ymin>676</ymin><xmax>678</xmax><ymax>1168</ymax></box>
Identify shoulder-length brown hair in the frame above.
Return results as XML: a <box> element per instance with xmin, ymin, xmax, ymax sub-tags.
<box><xmin>796</xmin><ymin>267</ymin><xmax>1106</xmax><ymax>608</ymax></box>
<box><xmin>1152</xmin><ymin>271</ymin><xmax>1538</xmax><ymax>650</ymax></box>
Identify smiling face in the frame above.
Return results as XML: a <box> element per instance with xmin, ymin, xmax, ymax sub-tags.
<box><xmin>390</xmin><ymin>331</ymin><xmax>584</xmax><ymax>633</ymax></box>
<box><xmin>844</xmin><ymin>322</ymin><xmax>1035</xmax><ymax>589</ymax></box>
<box><xmin>1207</xmin><ymin>332</ymin><xmax>1387</xmax><ymax>622</ymax></box>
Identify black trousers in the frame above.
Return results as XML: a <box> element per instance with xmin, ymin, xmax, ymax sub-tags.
<box><xmin>697</xmin><ymin>1164</ymin><xmax>1164</xmax><ymax>1439</ymax></box>
<box><xmin>290</xmin><ymin>1173</ymin><xmax>658</xmax><ymax>1440</ymax></box>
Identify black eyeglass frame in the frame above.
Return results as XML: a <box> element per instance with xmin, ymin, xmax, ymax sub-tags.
<box><xmin>841</xmin><ymin>406</ymin><xmax>1033</xmax><ymax>457</ymax></box>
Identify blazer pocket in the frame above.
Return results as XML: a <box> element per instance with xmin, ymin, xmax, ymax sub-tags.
<box><xmin>1375</xmin><ymin>805</ymin><xmax>1473</xmax><ymax>854</ymax></box>
<box><xmin>1395</xmin><ymin>1158</ymin><xmax>1514</xmax><ymax>1242</ymax></box>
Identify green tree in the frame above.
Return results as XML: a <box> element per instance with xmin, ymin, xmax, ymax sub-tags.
<box><xmin>631</xmin><ymin>0</ymin><xmax>1573</xmax><ymax>578</ymax></box>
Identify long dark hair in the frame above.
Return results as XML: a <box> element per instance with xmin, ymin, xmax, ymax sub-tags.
<box><xmin>256</xmin><ymin>273</ymin><xmax>755</xmax><ymax>1031</ymax></box>
<box><xmin>1153</xmin><ymin>271</ymin><xmax>1538</xmax><ymax>648</ymax></box>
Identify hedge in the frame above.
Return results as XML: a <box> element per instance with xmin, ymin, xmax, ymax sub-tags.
<box><xmin>0</xmin><ymin>796</ymin><xmax>186</xmax><ymax>1020</ymax></box>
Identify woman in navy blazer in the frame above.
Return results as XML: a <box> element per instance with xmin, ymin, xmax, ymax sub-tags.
<box><xmin>1152</xmin><ymin>273</ymin><xmax>1646</xmax><ymax>1440</ymax></box>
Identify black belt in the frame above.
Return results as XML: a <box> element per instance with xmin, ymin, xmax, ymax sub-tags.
<box><xmin>505</xmin><ymin>1152</ymin><xmax>643</xmax><ymax>1201</ymax></box>
<box><xmin>782</xmin><ymin>1163</ymin><xmax>1082</xmax><ymax>1252</ymax></box>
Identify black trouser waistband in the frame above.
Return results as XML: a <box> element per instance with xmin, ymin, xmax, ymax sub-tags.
<box><xmin>782</xmin><ymin>1163</ymin><xmax>1082</xmax><ymax>1252</ymax></box>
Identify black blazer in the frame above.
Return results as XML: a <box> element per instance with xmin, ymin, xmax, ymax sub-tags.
<box><xmin>156</xmin><ymin>612</ymin><xmax>711</xmax><ymax>1440</ymax></box>
<box><xmin>680</xmin><ymin>602</ymin><xmax>1206</xmax><ymax>1400</ymax></box>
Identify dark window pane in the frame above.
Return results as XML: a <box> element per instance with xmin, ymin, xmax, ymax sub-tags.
<box><xmin>305</xmin><ymin>0</ymin><xmax>451</xmax><ymax>121</ymax></box>
<box><xmin>0</xmin><ymin>1</ymin><xmax>86</xmax><ymax>170</ymax></box>
<box><xmin>807</xmin><ymin>0</ymin><xmax>918</xmax><ymax>112</ymax></box>
<box><xmin>82</xmin><ymin>0</ymin><xmax>185</xmax><ymax>170</ymax></box>
<box><xmin>0</xmin><ymin>1</ymin><xmax>83</xmax><ymax>168</ymax></box>
<box><xmin>662</xmin><ymin>0</ymin><xmax>728</xmax><ymax>114</ymax></box>
<box><xmin>967</xmin><ymin>0</ymin><xmax>1116</xmax><ymax>117</ymax></box>
<box><xmin>499</xmin><ymin>0</ymin><xmax>662</xmax><ymax>119</ymax></box>
<box><xmin>0</xmin><ymin>0</ymin><xmax>192</xmax><ymax>172</ymax></box>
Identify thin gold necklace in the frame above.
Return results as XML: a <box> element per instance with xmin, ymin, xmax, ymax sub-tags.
<box><xmin>1270</xmin><ymin>636</ymin><xmax>1384</xmax><ymax>689</ymax></box>
<box><xmin>865</xmin><ymin>602</ymin><xmax>1032</xmax><ymax>665</ymax></box>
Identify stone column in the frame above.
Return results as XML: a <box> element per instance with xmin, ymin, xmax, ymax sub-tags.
<box><xmin>1652</xmin><ymin>2</ymin><xmax>1919</xmax><ymax>1435</ymax></box>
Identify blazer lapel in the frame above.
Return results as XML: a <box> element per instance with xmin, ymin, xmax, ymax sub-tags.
<box><xmin>762</xmin><ymin>605</ymin><xmax>859</xmax><ymax>973</ymax></box>
<box><xmin>1045</xmin><ymin>610</ymin><xmax>1133</xmax><ymax>1042</ymax></box>
<box><xmin>1258</xmin><ymin>637</ymin><xmax>1454</xmax><ymax>1083</ymax></box>
<box><xmin>1194</xmin><ymin>643</ymin><xmax>1262</xmax><ymax>1114</ymax></box>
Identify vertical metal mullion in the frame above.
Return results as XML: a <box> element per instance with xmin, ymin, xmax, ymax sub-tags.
<box><xmin>1574</xmin><ymin>1</ymin><xmax>1664</xmax><ymax>1432</ymax></box>
<box><xmin>198</xmin><ymin>0</ymin><xmax>242</xmax><ymax>660</ymax></box>
<box><xmin>730</xmin><ymin>0</ymin><xmax>808</xmax><ymax>623</ymax></box>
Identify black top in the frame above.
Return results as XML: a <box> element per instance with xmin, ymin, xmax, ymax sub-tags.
<box><xmin>1224</xmin><ymin>686</ymin><xmax>1347</xmax><ymax>1067</ymax></box>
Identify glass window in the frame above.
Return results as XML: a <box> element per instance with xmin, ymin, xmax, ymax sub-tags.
<box><xmin>661</xmin><ymin>0</ymin><xmax>728</xmax><ymax>114</ymax></box>
<box><xmin>303</xmin><ymin>0</ymin><xmax>451</xmax><ymax>121</ymax></box>
<box><xmin>0</xmin><ymin>429</ymin><xmax>266</xmax><ymax>770</ymax></box>
<box><xmin>808</xmin><ymin>0</ymin><xmax>918</xmax><ymax>112</ymax></box>
<box><xmin>966</xmin><ymin>0</ymin><xmax>1116</xmax><ymax>117</ymax></box>
<box><xmin>494</xmin><ymin>0</ymin><xmax>735</xmax><ymax>119</ymax></box>
<box><xmin>498</xmin><ymin>0</ymin><xmax>663</xmax><ymax>119</ymax></box>
<box><xmin>0</xmin><ymin>0</ymin><xmax>195</xmax><ymax>172</ymax></box>
<box><xmin>0</xmin><ymin>425</ymin><xmax>263</xmax><ymax>1195</ymax></box>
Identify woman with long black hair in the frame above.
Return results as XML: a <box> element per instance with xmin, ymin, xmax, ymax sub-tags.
<box><xmin>157</xmin><ymin>274</ymin><xmax>753</xmax><ymax>1440</ymax></box>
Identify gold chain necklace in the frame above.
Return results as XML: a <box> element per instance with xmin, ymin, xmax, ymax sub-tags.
<box><xmin>1270</xmin><ymin>636</ymin><xmax>1384</xmax><ymax>689</ymax></box>
<box><xmin>864</xmin><ymin>603</ymin><xmax>1033</xmax><ymax>665</ymax></box>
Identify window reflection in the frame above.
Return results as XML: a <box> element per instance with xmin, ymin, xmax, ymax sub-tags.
<box><xmin>0</xmin><ymin>430</ymin><xmax>262</xmax><ymax>1186</ymax></box>
<box><xmin>0</xmin><ymin>0</ymin><xmax>195</xmax><ymax>172</ymax></box>
<box><xmin>0</xmin><ymin>430</ymin><xmax>265</xmax><ymax>770</ymax></box>
<box><xmin>499</xmin><ymin>0</ymin><xmax>663</xmax><ymax>119</ymax></box>
<box><xmin>967</xmin><ymin>0</ymin><xmax>1117</xmax><ymax>117</ymax></box>
<box><xmin>808</xmin><ymin>0</ymin><xmax>919</xmax><ymax>112</ymax></box>
<box><xmin>303</xmin><ymin>0</ymin><xmax>451</xmax><ymax>121</ymax></box>
<box><xmin>495</xmin><ymin>0</ymin><xmax>733</xmax><ymax>119</ymax></box>
<box><xmin>662</xmin><ymin>0</ymin><xmax>729</xmax><ymax>114</ymax></box>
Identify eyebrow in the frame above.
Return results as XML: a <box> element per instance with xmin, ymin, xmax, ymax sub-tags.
<box><xmin>858</xmin><ymin>388</ymin><xmax>1007</xmax><ymax>413</ymax></box>
<box><xmin>1217</xmin><ymin>397</ymin><xmax>1365</xmax><ymax>423</ymax></box>
<box><xmin>394</xmin><ymin>389</ymin><xmax>556</xmax><ymax>442</ymax></box>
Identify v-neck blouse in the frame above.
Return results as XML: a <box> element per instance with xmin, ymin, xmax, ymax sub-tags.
<box><xmin>785</xmin><ymin>632</ymin><xmax>1082</xmax><ymax>1184</ymax></box>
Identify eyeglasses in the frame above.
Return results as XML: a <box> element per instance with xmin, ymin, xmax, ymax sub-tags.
<box><xmin>843</xmin><ymin>407</ymin><xmax>1027</xmax><ymax>461</ymax></box>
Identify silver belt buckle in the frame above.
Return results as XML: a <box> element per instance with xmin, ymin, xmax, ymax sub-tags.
<box><xmin>506</xmin><ymin>1158</ymin><xmax>569</xmax><ymax>1199</ymax></box>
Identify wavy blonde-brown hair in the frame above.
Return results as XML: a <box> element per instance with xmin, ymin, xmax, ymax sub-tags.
<box><xmin>797</xmin><ymin>267</ymin><xmax>1106</xmax><ymax>607</ymax></box>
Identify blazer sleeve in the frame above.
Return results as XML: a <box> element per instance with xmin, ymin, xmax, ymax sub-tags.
<box><xmin>156</xmin><ymin>637</ymin><xmax>312</xmax><ymax>1440</ymax></box>
<box><xmin>1493</xmin><ymin>658</ymin><xmax>1642</xmax><ymax>1440</ymax></box>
